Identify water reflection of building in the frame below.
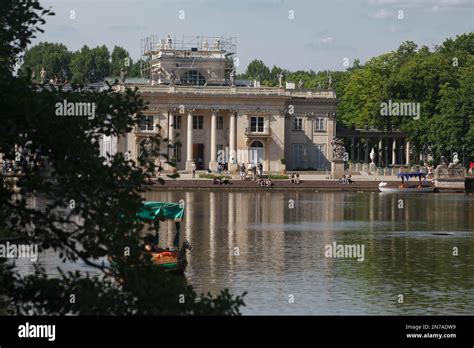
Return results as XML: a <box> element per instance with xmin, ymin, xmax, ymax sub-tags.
<box><xmin>140</xmin><ymin>191</ymin><xmax>474</xmax><ymax>295</ymax></box>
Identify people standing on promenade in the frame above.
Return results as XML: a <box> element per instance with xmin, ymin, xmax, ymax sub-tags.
<box><xmin>257</xmin><ymin>162</ymin><xmax>263</xmax><ymax>177</ymax></box>
<box><xmin>295</xmin><ymin>173</ymin><xmax>300</xmax><ymax>184</ymax></box>
<box><xmin>252</xmin><ymin>162</ymin><xmax>257</xmax><ymax>181</ymax></box>
<box><xmin>240</xmin><ymin>163</ymin><xmax>246</xmax><ymax>180</ymax></box>
<box><xmin>191</xmin><ymin>162</ymin><xmax>196</xmax><ymax>179</ymax></box>
<box><xmin>156</xmin><ymin>161</ymin><xmax>162</xmax><ymax>177</ymax></box>
<box><xmin>428</xmin><ymin>166</ymin><xmax>433</xmax><ymax>181</ymax></box>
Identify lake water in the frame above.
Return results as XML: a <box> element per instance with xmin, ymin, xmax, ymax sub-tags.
<box><xmin>11</xmin><ymin>191</ymin><xmax>474</xmax><ymax>315</ymax></box>
<box><xmin>142</xmin><ymin>191</ymin><xmax>474</xmax><ymax>315</ymax></box>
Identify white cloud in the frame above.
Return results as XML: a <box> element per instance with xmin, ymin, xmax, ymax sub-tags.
<box><xmin>320</xmin><ymin>37</ymin><xmax>334</xmax><ymax>44</ymax></box>
<box><xmin>372</xmin><ymin>8</ymin><xmax>393</xmax><ymax>18</ymax></box>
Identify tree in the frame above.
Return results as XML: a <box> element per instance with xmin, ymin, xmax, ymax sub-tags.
<box><xmin>338</xmin><ymin>53</ymin><xmax>397</xmax><ymax>129</ymax></box>
<box><xmin>91</xmin><ymin>45</ymin><xmax>111</xmax><ymax>81</ymax></box>
<box><xmin>129</xmin><ymin>59</ymin><xmax>144</xmax><ymax>78</ymax></box>
<box><xmin>22</xmin><ymin>42</ymin><xmax>71</xmax><ymax>81</ymax></box>
<box><xmin>243</xmin><ymin>59</ymin><xmax>271</xmax><ymax>81</ymax></box>
<box><xmin>0</xmin><ymin>0</ymin><xmax>246</xmax><ymax>315</ymax></box>
<box><xmin>110</xmin><ymin>46</ymin><xmax>131</xmax><ymax>77</ymax></box>
<box><xmin>70</xmin><ymin>45</ymin><xmax>95</xmax><ymax>84</ymax></box>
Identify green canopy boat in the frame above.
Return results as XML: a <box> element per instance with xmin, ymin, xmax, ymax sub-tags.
<box><xmin>136</xmin><ymin>201</ymin><xmax>191</xmax><ymax>274</ymax></box>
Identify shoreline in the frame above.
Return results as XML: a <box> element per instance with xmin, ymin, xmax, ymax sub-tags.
<box><xmin>146</xmin><ymin>179</ymin><xmax>470</xmax><ymax>193</ymax></box>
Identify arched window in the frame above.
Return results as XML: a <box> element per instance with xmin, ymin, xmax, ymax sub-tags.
<box><xmin>250</xmin><ymin>141</ymin><xmax>264</xmax><ymax>148</ymax></box>
<box><xmin>181</xmin><ymin>70</ymin><xmax>206</xmax><ymax>85</ymax></box>
<box><xmin>249</xmin><ymin>141</ymin><xmax>264</xmax><ymax>164</ymax></box>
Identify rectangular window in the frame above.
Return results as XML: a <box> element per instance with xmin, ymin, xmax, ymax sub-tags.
<box><xmin>139</xmin><ymin>115</ymin><xmax>154</xmax><ymax>132</ymax></box>
<box><xmin>293</xmin><ymin>117</ymin><xmax>303</xmax><ymax>131</ymax></box>
<box><xmin>173</xmin><ymin>143</ymin><xmax>182</xmax><ymax>162</ymax></box>
<box><xmin>173</xmin><ymin>115</ymin><xmax>181</xmax><ymax>129</ymax></box>
<box><xmin>314</xmin><ymin>117</ymin><xmax>326</xmax><ymax>132</ymax></box>
<box><xmin>193</xmin><ymin>115</ymin><xmax>203</xmax><ymax>130</ymax></box>
<box><xmin>217</xmin><ymin>116</ymin><xmax>224</xmax><ymax>130</ymax></box>
<box><xmin>314</xmin><ymin>144</ymin><xmax>327</xmax><ymax>170</ymax></box>
<box><xmin>250</xmin><ymin>116</ymin><xmax>264</xmax><ymax>133</ymax></box>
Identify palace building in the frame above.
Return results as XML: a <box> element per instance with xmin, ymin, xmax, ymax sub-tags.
<box><xmin>113</xmin><ymin>35</ymin><xmax>338</xmax><ymax>172</ymax></box>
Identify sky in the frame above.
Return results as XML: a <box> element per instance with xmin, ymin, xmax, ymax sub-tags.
<box><xmin>35</xmin><ymin>0</ymin><xmax>473</xmax><ymax>73</ymax></box>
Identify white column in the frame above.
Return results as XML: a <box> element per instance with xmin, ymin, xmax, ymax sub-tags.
<box><xmin>168</xmin><ymin>110</ymin><xmax>174</xmax><ymax>144</ymax></box>
<box><xmin>405</xmin><ymin>140</ymin><xmax>410</xmax><ymax>166</ymax></box>
<box><xmin>209</xmin><ymin>109</ymin><xmax>218</xmax><ymax>171</ymax></box>
<box><xmin>186</xmin><ymin>109</ymin><xmax>194</xmax><ymax>170</ymax></box>
<box><xmin>229</xmin><ymin>109</ymin><xmax>237</xmax><ymax>169</ymax></box>
<box><xmin>392</xmin><ymin>138</ymin><xmax>397</xmax><ymax>165</ymax></box>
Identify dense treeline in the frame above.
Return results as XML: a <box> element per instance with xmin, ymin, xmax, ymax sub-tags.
<box><xmin>21</xmin><ymin>42</ymin><xmax>143</xmax><ymax>84</ymax></box>
<box><xmin>239</xmin><ymin>33</ymin><xmax>473</xmax><ymax>163</ymax></box>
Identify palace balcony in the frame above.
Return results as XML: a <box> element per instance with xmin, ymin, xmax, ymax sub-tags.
<box><xmin>245</xmin><ymin>128</ymin><xmax>272</xmax><ymax>137</ymax></box>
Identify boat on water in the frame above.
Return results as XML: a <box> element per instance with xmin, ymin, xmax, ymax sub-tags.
<box><xmin>378</xmin><ymin>172</ymin><xmax>435</xmax><ymax>193</ymax></box>
<box><xmin>138</xmin><ymin>201</ymin><xmax>191</xmax><ymax>275</ymax></box>
<box><xmin>109</xmin><ymin>201</ymin><xmax>191</xmax><ymax>275</ymax></box>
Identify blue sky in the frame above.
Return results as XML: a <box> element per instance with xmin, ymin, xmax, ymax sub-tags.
<box><xmin>36</xmin><ymin>0</ymin><xmax>473</xmax><ymax>73</ymax></box>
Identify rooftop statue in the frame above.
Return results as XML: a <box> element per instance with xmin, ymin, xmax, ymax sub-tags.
<box><xmin>119</xmin><ymin>68</ymin><xmax>128</xmax><ymax>84</ymax></box>
<box><xmin>202</xmin><ymin>39</ymin><xmax>209</xmax><ymax>50</ymax></box>
<box><xmin>229</xmin><ymin>69</ymin><xmax>235</xmax><ymax>87</ymax></box>
<box><xmin>165</xmin><ymin>35</ymin><xmax>172</xmax><ymax>49</ymax></box>
<box><xmin>278</xmin><ymin>72</ymin><xmax>284</xmax><ymax>88</ymax></box>
<box><xmin>328</xmin><ymin>74</ymin><xmax>333</xmax><ymax>89</ymax></box>
<box><xmin>213</xmin><ymin>37</ymin><xmax>221</xmax><ymax>50</ymax></box>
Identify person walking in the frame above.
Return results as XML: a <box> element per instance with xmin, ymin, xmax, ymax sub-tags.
<box><xmin>258</xmin><ymin>162</ymin><xmax>263</xmax><ymax>177</ymax></box>
<box><xmin>191</xmin><ymin>162</ymin><xmax>196</xmax><ymax>179</ymax></box>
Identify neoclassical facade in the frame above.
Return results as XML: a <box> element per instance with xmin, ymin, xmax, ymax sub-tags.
<box><xmin>116</xmin><ymin>85</ymin><xmax>337</xmax><ymax>172</ymax></box>
<box><xmin>112</xmin><ymin>35</ymin><xmax>337</xmax><ymax>172</ymax></box>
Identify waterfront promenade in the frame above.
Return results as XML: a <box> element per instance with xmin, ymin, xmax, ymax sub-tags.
<box><xmin>151</xmin><ymin>172</ymin><xmax>399</xmax><ymax>191</ymax></box>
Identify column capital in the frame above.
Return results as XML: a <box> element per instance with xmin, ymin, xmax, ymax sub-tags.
<box><xmin>168</xmin><ymin>107</ymin><xmax>177</xmax><ymax>113</ymax></box>
<box><xmin>229</xmin><ymin>108</ymin><xmax>239</xmax><ymax>115</ymax></box>
<box><xmin>186</xmin><ymin>108</ymin><xmax>196</xmax><ymax>114</ymax></box>
<box><xmin>210</xmin><ymin>108</ymin><xmax>220</xmax><ymax>114</ymax></box>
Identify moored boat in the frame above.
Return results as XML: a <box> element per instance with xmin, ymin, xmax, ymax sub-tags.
<box><xmin>379</xmin><ymin>172</ymin><xmax>435</xmax><ymax>193</ymax></box>
<box><xmin>138</xmin><ymin>201</ymin><xmax>191</xmax><ymax>274</ymax></box>
<box><xmin>109</xmin><ymin>201</ymin><xmax>191</xmax><ymax>275</ymax></box>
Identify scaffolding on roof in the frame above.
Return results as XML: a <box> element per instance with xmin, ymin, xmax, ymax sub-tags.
<box><xmin>139</xmin><ymin>34</ymin><xmax>237</xmax><ymax>85</ymax></box>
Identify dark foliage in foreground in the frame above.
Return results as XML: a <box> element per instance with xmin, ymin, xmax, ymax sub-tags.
<box><xmin>0</xmin><ymin>0</ymin><xmax>245</xmax><ymax>315</ymax></box>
